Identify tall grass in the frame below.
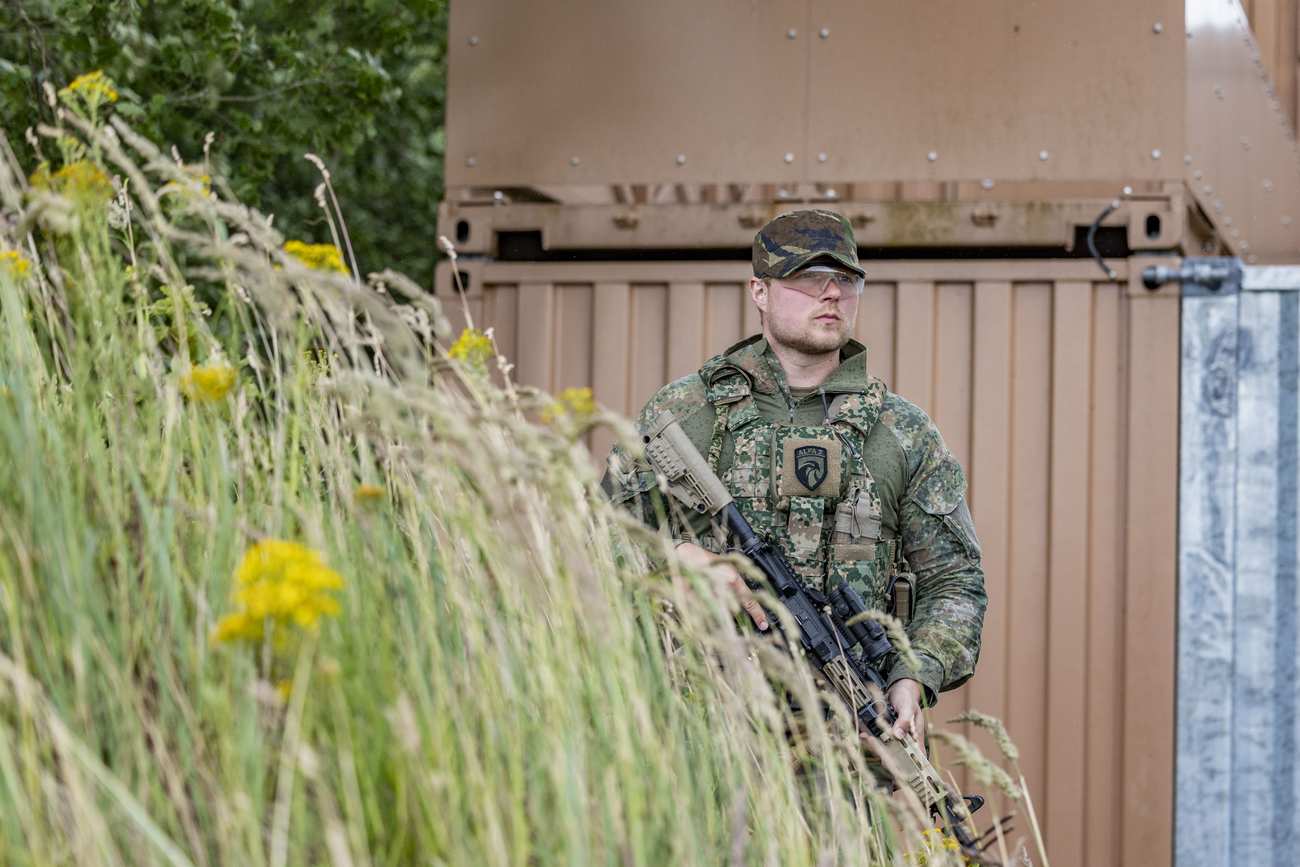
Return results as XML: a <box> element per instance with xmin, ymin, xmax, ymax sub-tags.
<box><xmin>0</xmin><ymin>99</ymin><xmax>1026</xmax><ymax>865</ymax></box>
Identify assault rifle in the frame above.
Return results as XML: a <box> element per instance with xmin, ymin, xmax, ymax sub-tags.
<box><xmin>641</xmin><ymin>411</ymin><xmax>1003</xmax><ymax>861</ymax></box>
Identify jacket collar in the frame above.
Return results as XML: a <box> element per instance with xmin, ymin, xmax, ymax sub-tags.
<box><xmin>707</xmin><ymin>335</ymin><xmax>870</xmax><ymax>396</ymax></box>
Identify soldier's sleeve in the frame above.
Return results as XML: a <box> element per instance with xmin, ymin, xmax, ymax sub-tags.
<box><xmin>882</xmin><ymin>403</ymin><xmax>987</xmax><ymax>707</ymax></box>
<box><xmin>599</xmin><ymin>374</ymin><xmax>715</xmax><ymax>544</ymax></box>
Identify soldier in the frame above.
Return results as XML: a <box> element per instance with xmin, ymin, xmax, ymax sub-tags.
<box><xmin>603</xmin><ymin>209</ymin><xmax>986</xmax><ymax>743</ymax></box>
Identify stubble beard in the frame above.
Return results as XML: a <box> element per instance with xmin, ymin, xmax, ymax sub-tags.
<box><xmin>767</xmin><ymin>313</ymin><xmax>851</xmax><ymax>356</ymax></box>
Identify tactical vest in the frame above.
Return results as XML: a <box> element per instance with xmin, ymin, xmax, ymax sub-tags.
<box><xmin>698</xmin><ymin>361</ymin><xmax>915</xmax><ymax>618</ymax></box>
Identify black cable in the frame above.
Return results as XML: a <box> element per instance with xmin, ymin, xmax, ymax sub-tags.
<box><xmin>1087</xmin><ymin>199</ymin><xmax>1121</xmax><ymax>281</ymax></box>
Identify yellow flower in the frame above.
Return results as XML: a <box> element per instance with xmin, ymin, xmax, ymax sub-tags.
<box><xmin>903</xmin><ymin>828</ymin><xmax>964</xmax><ymax>865</ymax></box>
<box><xmin>1</xmin><ymin>250</ymin><xmax>32</xmax><ymax>279</ymax></box>
<box><xmin>160</xmin><ymin>167</ymin><xmax>212</xmax><ymax>199</ymax></box>
<box><xmin>541</xmin><ymin>386</ymin><xmax>596</xmax><ymax>424</ymax></box>
<box><xmin>212</xmin><ymin>540</ymin><xmax>345</xmax><ymax>646</ymax></box>
<box><xmin>180</xmin><ymin>361</ymin><xmax>237</xmax><ymax>402</ymax></box>
<box><xmin>30</xmin><ymin>160</ymin><xmax>114</xmax><ymax>206</ymax></box>
<box><xmin>59</xmin><ymin>70</ymin><xmax>119</xmax><ymax>106</ymax></box>
<box><xmin>354</xmin><ymin>483</ymin><xmax>385</xmax><ymax>503</ymax></box>
<box><xmin>212</xmin><ymin>611</ymin><xmax>264</xmax><ymax>644</ymax></box>
<box><xmin>283</xmin><ymin>240</ymin><xmax>349</xmax><ymax>275</ymax></box>
<box><xmin>447</xmin><ymin>327</ymin><xmax>494</xmax><ymax>370</ymax></box>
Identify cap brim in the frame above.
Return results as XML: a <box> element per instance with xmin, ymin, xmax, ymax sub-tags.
<box><xmin>775</xmin><ymin>250</ymin><xmax>866</xmax><ymax>279</ymax></box>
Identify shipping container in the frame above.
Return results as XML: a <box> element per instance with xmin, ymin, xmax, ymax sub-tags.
<box><xmin>438</xmin><ymin>2</ymin><xmax>1300</xmax><ymax>865</ymax></box>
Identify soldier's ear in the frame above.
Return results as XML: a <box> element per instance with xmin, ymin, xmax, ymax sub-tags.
<box><xmin>749</xmin><ymin>277</ymin><xmax>769</xmax><ymax>313</ymax></box>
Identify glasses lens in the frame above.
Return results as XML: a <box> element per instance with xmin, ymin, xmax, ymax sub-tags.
<box><xmin>833</xmin><ymin>273</ymin><xmax>866</xmax><ymax>295</ymax></box>
<box><xmin>782</xmin><ymin>271</ymin><xmax>864</xmax><ymax>297</ymax></box>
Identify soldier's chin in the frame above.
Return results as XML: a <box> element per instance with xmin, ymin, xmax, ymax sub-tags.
<box><xmin>785</xmin><ymin>329</ymin><xmax>847</xmax><ymax>354</ymax></box>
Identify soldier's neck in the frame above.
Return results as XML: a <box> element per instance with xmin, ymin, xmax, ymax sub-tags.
<box><xmin>763</xmin><ymin>335</ymin><xmax>840</xmax><ymax>389</ymax></box>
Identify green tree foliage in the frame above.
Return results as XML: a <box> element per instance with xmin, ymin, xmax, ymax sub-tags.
<box><xmin>1</xmin><ymin>0</ymin><xmax>448</xmax><ymax>286</ymax></box>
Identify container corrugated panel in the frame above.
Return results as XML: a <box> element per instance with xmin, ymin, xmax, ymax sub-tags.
<box><xmin>433</xmin><ymin>258</ymin><xmax>1180</xmax><ymax>867</ymax></box>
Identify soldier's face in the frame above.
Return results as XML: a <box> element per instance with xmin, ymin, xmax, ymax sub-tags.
<box><xmin>750</xmin><ymin>270</ymin><xmax>858</xmax><ymax>355</ymax></box>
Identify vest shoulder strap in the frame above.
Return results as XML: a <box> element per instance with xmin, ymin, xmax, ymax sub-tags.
<box><xmin>703</xmin><ymin>371</ymin><xmax>753</xmax><ymax>471</ymax></box>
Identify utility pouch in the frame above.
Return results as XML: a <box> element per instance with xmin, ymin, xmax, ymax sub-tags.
<box><xmin>889</xmin><ymin>572</ymin><xmax>916</xmax><ymax>626</ymax></box>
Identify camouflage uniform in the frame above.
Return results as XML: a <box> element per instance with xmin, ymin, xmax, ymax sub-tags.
<box><xmin>602</xmin><ymin>210</ymin><xmax>986</xmax><ymax>708</ymax></box>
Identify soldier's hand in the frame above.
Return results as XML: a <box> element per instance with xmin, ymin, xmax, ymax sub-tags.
<box><xmin>674</xmin><ymin>541</ymin><xmax>769</xmax><ymax>631</ymax></box>
<box><xmin>886</xmin><ymin>678</ymin><xmax>926</xmax><ymax>752</ymax></box>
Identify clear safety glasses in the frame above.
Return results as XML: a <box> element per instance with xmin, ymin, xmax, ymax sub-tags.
<box><xmin>776</xmin><ymin>266</ymin><xmax>865</xmax><ymax>299</ymax></box>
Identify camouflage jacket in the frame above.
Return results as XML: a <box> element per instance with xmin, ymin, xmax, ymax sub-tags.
<box><xmin>603</xmin><ymin>335</ymin><xmax>986</xmax><ymax>706</ymax></box>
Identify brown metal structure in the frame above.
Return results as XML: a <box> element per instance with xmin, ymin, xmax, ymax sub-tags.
<box><xmin>439</xmin><ymin>2</ymin><xmax>1300</xmax><ymax>865</ymax></box>
<box><xmin>447</xmin><ymin>0</ymin><xmax>1184</xmax><ymax>187</ymax></box>
<box><xmin>1185</xmin><ymin>3</ymin><xmax>1300</xmax><ymax>263</ymax></box>
<box><xmin>446</xmin><ymin>0</ymin><xmax>1300</xmax><ymax>262</ymax></box>
<box><xmin>1241</xmin><ymin>0</ymin><xmax>1300</xmax><ymax>130</ymax></box>
<box><xmin>432</xmin><ymin>259</ymin><xmax>1180</xmax><ymax>867</ymax></box>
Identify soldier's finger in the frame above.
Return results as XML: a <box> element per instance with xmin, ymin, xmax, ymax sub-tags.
<box><xmin>743</xmin><ymin>599</ymin><xmax>769</xmax><ymax>631</ymax></box>
<box><xmin>892</xmin><ymin>704</ymin><xmax>915</xmax><ymax>740</ymax></box>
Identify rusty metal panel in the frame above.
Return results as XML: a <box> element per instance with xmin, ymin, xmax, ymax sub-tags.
<box><xmin>433</xmin><ymin>257</ymin><xmax>1178</xmax><ymax>867</ymax></box>
<box><xmin>446</xmin><ymin>0</ymin><xmax>807</xmax><ymax>188</ymax></box>
<box><xmin>807</xmin><ymin>0</ymin><xmax>1185</xmax><ymax>183</ymax></box>
<box><xmin>1186</xmin><ymin>1</ymin><xmax>1300</xmax><ymax>262</ymax></box>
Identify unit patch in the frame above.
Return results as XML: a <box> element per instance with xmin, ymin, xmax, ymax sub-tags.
<box><xmin>778</xmin><ymin>435</ymin><xmax>842</xmax><ymax>498</ymax></box>
<box><xmin>795</xmin><ymin>445</ymin><xmax>828</xmax><ymax>490</ymax></box>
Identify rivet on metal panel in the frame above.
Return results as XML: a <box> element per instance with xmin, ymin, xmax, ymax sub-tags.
<box><xmin>1152</xmin><ymin>21</ymin><xmax>1163</xmax><ymax>34</ymax></box>
<box><xmin>786</xmin><ymin>28</ymin><xmax>797</xmax><ymax>39</ymax></box>
<box><xmin>971</xmin><ymin>205</ymin><xmax>999</xmax><ymax>227</ymax></box>
<box><xmin>1263</xmin><ymin>179</ymin><xmax>1273</xmax><ymax>192</ymax></box>
<box><xmin>817</xmin><ymin>152</ymin><xmax>828</xmax><ymax>163</ymax></box>
<box><xmin>675</xmin><ymin>154</ymin><xmax>687</xmax><ymax>166</ymax></box>
<box><xmin>777</xmin><ymin>187</ymin><xmax>792</xmax><ymax>198</ymax></box>
<box><xmin>783</xmin><ymin>152</ymin><xmax>795</xmax><ymax>164</ymax></box>
<box><xmin>1150</xmin><ymin>149</ymin><xmax>1162</xmax><ymax>160</ymax></box>
<box><xmin>468</xmin><ymin>35</ymin><xmax>480</xmax><ymax>46</ymax></box>
<box><xmin>927</xmin><ymin>151</ymin><xmax>939</xmax><ymax>162</ymax></box>
<box><xmin>570</xmin><ymin>157</ymin><xmax>581</xmax><ymax>167</ymax></box>
<box><xmin>819</xmin><ymin>27</ymin><xmax>830</xmax><ymax>39</ymax></box>
<box><xmin>465</xmin><ymin>156</ymin><xmax>477</xmax><ymax>168</ymax></box>
<box><xmin>492</xmin><ymin>190</ymin><xmax>505</xmax><ymax>203</ymax></box>
<box><xmin>1193</xmin><ymin>170</ymin><xmax>1203</xmax><ymax>180</ymax></box>
<box><xmin>1038</xmin><ymin>150</ymin><xmax>1049</xmax><ymax>161</ymax></box>
<box><xmin>981</xmin><ymin>178</ymin><xmax>995</xmax><ymax>190</ymax></box>
<box><xmin>824</xmin><ymin>189</ymin><xmax>838</xmax><ymax>200</ymax></box>
<box><xmin>1123</xmin><ymin>185</ymin><xmax>1134</xmax><ymax>196</ymax></box>
<box><xmin>1183</xmin><ymin>154</ymin><xmax>1192</xmax><ymax>165</ymax></box>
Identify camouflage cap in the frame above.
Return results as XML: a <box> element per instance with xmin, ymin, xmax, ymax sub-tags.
<box><xmin>752</xmin><ymin>209</ymin><xmax>865</xmax><ymax>280</ymax></box>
